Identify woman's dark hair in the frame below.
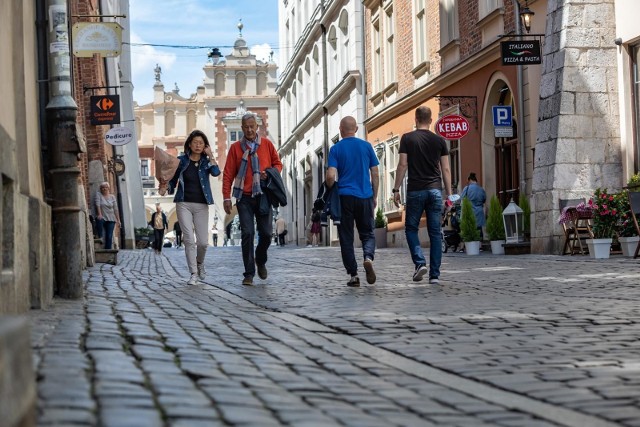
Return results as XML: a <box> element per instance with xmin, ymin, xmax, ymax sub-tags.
<box><xmin>183</xmin><ymin>130</ymin><xmax>210</xmax><ymax>154</ymax></box>
<box><xmin>468</xmin><ymin>172</ymin><xmax>477</xmax><ymax>182</ymax></box>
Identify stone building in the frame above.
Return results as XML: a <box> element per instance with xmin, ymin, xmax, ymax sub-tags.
<box><xmin>134</xmin><ymin>23</ymin><xmax>278</xmax><ymax>233</ymax></box>
<box><xmin>360</xmin><ymin>0</ymin><xmax>639</xmax><ymax>253</ymax></box>
<box><xmin>277</xmin><ymin>0</ymin><xmax>366</xmax><ymax>246</ymax></box>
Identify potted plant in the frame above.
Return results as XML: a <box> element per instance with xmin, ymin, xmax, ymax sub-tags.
<box><xmin>616</xmin><ymin>189</ymin><xmax>639</xmax><ymax>256</ymax></box>
<box><xmin>486</xmin><ymin>195</ymin><xmax>505</xmax><ymax>254</ymax></box>
<box><xmin>460</xmin><ymin>197</ymin><xmax>481</xmax><ymax>255</ymax></box>
<box><xmin>374</xmin><ymin>207</ymin><xmax>387</xmax><ymax>248</ymax></box>
<box><xmin>135</xmin><ymin>227</ymin><xmax>152</xmax><ymax>249</ymax></box>
<box><xmin>518</xmin><ymin>193</ymin><xmax>531</xmax><ymax>240</ymax></box>
<box><xmin>627</xmin><ymin>173</ymin><xmax>640</xmax><ymax>192</ymax></box>
<box><xmin>586</xmin><ymin>188</ymin><xmax>619</xmax><ymax>259</ymax></box>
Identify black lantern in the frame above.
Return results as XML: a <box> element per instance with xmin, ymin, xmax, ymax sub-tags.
<box><xmin>520</xmin><ymin>2</ymin><xmax>535</xmax><ymax>34</ymax></box>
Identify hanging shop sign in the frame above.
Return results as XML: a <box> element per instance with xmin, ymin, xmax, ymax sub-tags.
<box><xmin>435</xmin><ymin>114</ymin><xmax>470</xmax><ymax>140</ymax></box>
<box><xmin>90</xmin><ymin>95</ymin><xmax>120</xmax><ymax>125</ymax></box>
<box><xmin>105</xmin><ymin>126</ymin><xmax>134</xmax><ymax>146</ymax></box>
<box><xmin>501</xmin><ymin>40</ymin><xmax>542</xmax><ymax>65</ymax></box>
<box><xmin>72</xmin><ymin>22</ymin><xmax>122</xmax><ymax>57</ymax></box>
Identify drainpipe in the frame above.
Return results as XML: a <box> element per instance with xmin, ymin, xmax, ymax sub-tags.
<box><xmin>46</xmin><ymin>0</ymin><xmax>86</xmax><ymax>298</ymax></box>
<box><xmin>321</xmin><ymin>2</ymin><xmax>330</xmax><ymax>245</ymax></box>
<box><xmin>36</xmin><ymin>0</ymin><xmax>50</xmax><ymax>189</ymax></box>
<box><xmin>514</xmin><ymin>0</ymin><xmax>527</xmax><ymax>197</ymax></box>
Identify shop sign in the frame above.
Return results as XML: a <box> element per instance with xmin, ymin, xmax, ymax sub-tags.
<box><xmin>501</xmin><ymin>40</ymin><xmax>542</xmax><ymax>65</ymax></box>
<box><xmin>72</xmin><ymin>22</ymin><xmax>122</xmax><ymax>57</ymax></box>
<box><xmin>435</xmin><ymin>114</ymin><xmax>470</xmax><ymax>140</ymax></box>
<box><xmin>90</xmin><ymin>95</ymin><xmax>120</xmax><ymax>125</ymax></box>
<box><xmin>105</xmin><ymin>126</ymin><xmax>134</xmax><ymax>146</ymax></box>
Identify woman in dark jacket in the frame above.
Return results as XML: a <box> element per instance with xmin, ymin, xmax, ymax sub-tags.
<box><xmin>159</xmin><ymin>130</ymin><xmax>220</xmax><ymax>285</ymax></box>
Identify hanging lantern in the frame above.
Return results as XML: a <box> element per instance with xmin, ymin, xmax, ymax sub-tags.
<box><xmin>502</xmin><ymin>198</ymin><xmax>524</xmax><ymax>243</ymax></box>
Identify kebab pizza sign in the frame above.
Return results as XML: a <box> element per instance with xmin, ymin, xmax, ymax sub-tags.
<box><xmin>435</xmin><ymin>114</ymin><xmax>470</xmax><ymax>140</ymax></box>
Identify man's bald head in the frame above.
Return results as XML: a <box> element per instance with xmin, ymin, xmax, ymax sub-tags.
<box><xmin>339</xmin><ymin>116</ymin><xmax>358</xmax><ymax>138</ymax></box>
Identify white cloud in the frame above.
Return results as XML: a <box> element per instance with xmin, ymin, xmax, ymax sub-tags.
<box><xmin>251</xmin><ymin>43</ymin><xmax>273</xmax><ymax>63</ymax></box>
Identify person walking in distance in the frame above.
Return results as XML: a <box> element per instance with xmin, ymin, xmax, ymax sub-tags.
<box><xmin>149</xmin><ymin>203</ymin><xmax>168</xmax><ymax>254</ymax></box>
<box><xmin>222</xmin><ymin>113</ymin><xmax>282</xmax><ymax>286</ymax></box>
<box><xmin>326</xmin><ymin>116</ymin><xmax>379</xmax><ymax>287</ymax></box>
<box><xmin>211</xmin><ymin>223</ymin><xmax>219</xmax><ymax>247</ymax></box>
<box><xmin>173</xmin><ymin>220</ymin><xmax>182</xmax><ymax>248</ymax></box>
<box><xmin>392</xmin><ymin>106</ymin><xmax>452</xmax><ymax>284</ymax></box>
<box><xmin>95</xmin><ymin>181</ymin><xmax>121</xmax><ymax>249</ymax></box>
<box><xmin>159</xmin><ymin>129</ymin><xmax>221</xmax><ymax>285</ymax></box>
<box><xmin>275</xmin><ymin>216</ymin><xmax>287</xmax><ymax>246</ymax></box>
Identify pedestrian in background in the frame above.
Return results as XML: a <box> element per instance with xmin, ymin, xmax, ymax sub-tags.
<box><xmin>310</xmin><ymin>209</ymin><xmax>322</xmax><ymax>246</ymax></box>
<box><xmin>95</xmin><ymin>181</ymin><xmax>120</xmax><ymax>250</ymax></box>
<box><xmin>159</xmin><ymin>129</ymin><xmax>220</xmax><ymax>285</ymax></box>
<box><xmin>211</xmin><ymin>223</ymin><xmax>219</xmax><ymax>247</ymax></box>
<box><xmin>149</xmin><ymin>203</ymin><xmax>168</xmax><ymax>255</ymax></box>
<box><xmin>326</xmin><ymin>116</ymin><xmax>379</xmax><ymax>287</ymax></box>
<box><xmin>222</xmin><ymin>113</ymin><xmax>282</xmax><ymax>286</ymax></box>
<box><xmin>275</xmin><ymin>216</ymin><xmax>287</xmax><ymax>246</ymax></box>
<box><xmin>173</xmin><ymin>220</ymin><xmax>182</xmax><ymax>248</ymax></box>
<box><xmin>460</xmin><ymin>172</ymin><xmax>486</xmax><ymax>241</ymax></box>
<box><xmin>392</xmin><ymin>106</ymin><xmax>452</xmax><ymax>284</ymax></box>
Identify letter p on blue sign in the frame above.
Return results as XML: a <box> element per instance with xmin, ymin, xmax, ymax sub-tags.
<box><xmin>492</xmin><ymin>106</ymin><xmax>512</xmax><ymax>127</ymax></box>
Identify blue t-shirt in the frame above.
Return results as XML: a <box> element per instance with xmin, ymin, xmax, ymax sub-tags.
<box><xmin>328</xmin><ymin>136</ymin><xmax>380</xmax><ymax>198</ymax></box>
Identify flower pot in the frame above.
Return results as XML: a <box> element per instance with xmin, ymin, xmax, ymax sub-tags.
<box><xmin>465</xmin><ymin>241</ymin><xmax>481</xmax><ymax>255</ymax></box>
<box><xmin>374</xmin><ymin>227</ymin><xmax>387</xmax><ymax>248</ymax></box>
<box><xmin>586</xmin><ymin>238</ymin><xmax>612</xmax><ymax>259</ymax></box>
<box><xmin>490</xmin><ymin>240</ymin><xmax>505</xmax><ymax>255</ymax></box>
<box><xmin>618</xmin><ymin>236</ymin><xmax>640</xmax><ymax>257</ymax></box>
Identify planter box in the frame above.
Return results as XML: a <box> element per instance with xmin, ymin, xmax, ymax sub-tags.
<box><xmin>374</xmin><ymin>228</ymin><xmax>387</xmax><ymax>248</ymax></box>
<box><xmin>586</xmin><ymin>238</ymin><xmax>612</xmax><ymax>259</ymax></box>
<box><xmin>490</xmin><ymin>240</ymin><xmax>505</xmax><ymax>255</ymax></box>
<box><xmin>618</xmin><ymin>236</ymin><xmax>639</xmax><ymax>257</ymax></box>
<box><xmin>503</xmin><ymin>242</ymin><xmax>531</xmax><ymax>255</ymax></box>
<box><xmin>465</xmin><ymin>241</ymin><xmax>481</xmax><ymax>255</ymax></box>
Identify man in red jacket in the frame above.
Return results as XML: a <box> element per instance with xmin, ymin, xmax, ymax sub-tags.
<box><xmin>223</xmin><ymin>113</ymin><xmax>282</xmax><ymax>286</ymax></box>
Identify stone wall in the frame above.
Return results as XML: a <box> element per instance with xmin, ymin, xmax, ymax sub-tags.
<box><xmin>532</xmin><ymin>0</ymin><xmax>621</xmax><ymax>253</ymax></box>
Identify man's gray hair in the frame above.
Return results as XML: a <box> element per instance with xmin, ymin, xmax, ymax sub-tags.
<box><xmin>241</xmin><ymin>112</ymin><xmax>257</xmax><ymax>124</ymax></box>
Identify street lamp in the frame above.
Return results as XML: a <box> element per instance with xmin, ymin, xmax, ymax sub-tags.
<box><xmin>208</xmin><ymin>47</ymin><xmax>221</xmax><ymax>65</ymax></box>
<box><xmin>519</xmin><ymin>1</ymin><xmax>535</xmax><ymax>34</ymax></box>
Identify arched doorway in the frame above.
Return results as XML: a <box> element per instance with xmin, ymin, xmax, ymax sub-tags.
<box><xmin>483</xmin><ymin>77</ymin><xmax>519</xmax><ymax>206</ymax></box>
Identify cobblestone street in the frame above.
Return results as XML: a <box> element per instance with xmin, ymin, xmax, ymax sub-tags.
<box><xmin>31</xmin><ymin>246</ymin><xmax>640</xmax><ymax>426</ymax></box>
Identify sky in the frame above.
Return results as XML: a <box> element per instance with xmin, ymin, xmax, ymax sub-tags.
<box><xmin>129</xmin><ymin>0</ymin><xmax>279</xmax><ymax>105</ymax></box>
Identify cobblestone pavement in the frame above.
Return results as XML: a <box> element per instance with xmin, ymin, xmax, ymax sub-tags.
<box><xmin>30</xmin><ymin>245</ymin><xmax>640</xmax><ymax>427</ymax></box>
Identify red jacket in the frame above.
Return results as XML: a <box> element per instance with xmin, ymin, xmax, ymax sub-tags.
<box><xmin>222</xmin><ymin>137</ymin><xmax>283</xmax><ymax>199</ymax></box>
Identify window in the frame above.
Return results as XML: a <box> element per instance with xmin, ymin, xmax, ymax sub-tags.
<box><xmin>414</xmin><ymin>0</ymin><xmax>428</xmax><ymax>65</ymax></box>
<box><xmin>479</xmin><ymin>0</ymin><xmax>502</xmax><ymax>19</ymax></box>
<box><xmin>383</xmin><ymin>4</ymin><xmax>396</xmax><ymax>84</ymax></box>
<box><xmin>449</xmin><ymin>140</ymin><xmax>460</xmax><ymax>192</ymax></box>
<box><xmin>215</xmin><ymin>73</ymin><xmax>225</xmax><ymax>96</ymax></box>
<box><xmin>439</xmin><ymin>0</ymin><xmax>459</xmax><ymax>46</ymax></box>
<box><xmin>235</xmin><ymin>72</ymin><xmax>247</xmax><ymax>96</ymax></box>
<box><xmin>164</xmin><ymin>111</ymin><xmax>175</xmax><ymax>136</ymax></box>
<box><xmin>339</xmin><ymin>9</ymin><xmax>349</xmax><ymax>77</ymax></box>
<box><xmin>140</xmin><ymin>159</ymin><xmax>149</xmax><ymax>177</ymax></box>
<box><xmin>371</xmin><ymin>17</ymin><xmax>382</xmax><ymax>93</ymax></box>
<box><xmin>328</xmin><ymin>26</ymin><xmax>338</xmax><ymax>89</ymax></box>
<box><xmin>229</xmin><ymin>130</ymin><xmax>244</xmax><ymax>142</ymax></box>
<box><xmin>257</xmin><ymin>72</ymin><xmax>267</xmax><ymax>95</ymax></box>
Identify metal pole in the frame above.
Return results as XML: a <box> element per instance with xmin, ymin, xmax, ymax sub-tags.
<box><xmin>514</xmin><ymin>0</ymin><xmax>527</xmax><ymax>197</ymax></box>
<box><xmin>46</xmin><ymin>0</ymin><xmax>85</xmax><ymax>298</ymax></box>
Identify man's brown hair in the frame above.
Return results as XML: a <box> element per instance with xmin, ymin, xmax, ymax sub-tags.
<box><xmin>415</xmin><ymin>106</ymin><xmax>432</xmax><ymax>124</ymax></box>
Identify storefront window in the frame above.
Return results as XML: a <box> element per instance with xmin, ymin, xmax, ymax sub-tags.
<box><xmin>633</xmin><ymin>44</ymin><xmax>640</xmax><ymax>172</ymax></box>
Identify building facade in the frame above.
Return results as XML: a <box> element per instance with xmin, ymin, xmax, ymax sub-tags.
<box><xmin>277</xmin><ymin>0</ymin><xmax>366</xmax><ymax>246</ymax></box>
<box><xmin>134</xmin><ymin>26</ymin><xmax>279</xmax><ymax>234</ymax></box>
<box><xmin>362</xmin><ymin>0</ymin><xmax>638</xmax><ymax>254</ymax></box>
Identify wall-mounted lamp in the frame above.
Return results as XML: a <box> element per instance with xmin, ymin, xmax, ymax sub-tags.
<box><xmin>519</xmin><ymin>1</ymin><xmax>535</xmax><ymax>34</ymax></box>
<box><xmin>208</xmin><ymin>47</ymin><xmax>221</xmax><ymax>64</ymax></box>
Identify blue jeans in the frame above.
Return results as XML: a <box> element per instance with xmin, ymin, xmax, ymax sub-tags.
<box><xmin>103</xmin><ymin>221</ymin><xmax>116</xmax><ymax>250</ymax></box>
<box><xmin>337</xmin><ymin>195</ymin><xmax>375</xmax><ymax>276</ymax></box>
<box><xmin>405</xmin><ymin>189</ymin><xmax>443</xmax><ymax>279</ymax></box>
<box><xmin>237</xmin><ymin>196</ymin><xmax>272</xmax><ymax>278</ymax></box>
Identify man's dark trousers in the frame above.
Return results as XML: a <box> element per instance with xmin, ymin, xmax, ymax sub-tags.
<box><xmin>337</xmin><ymin>195</ymin><xmax>375</xmax><ymax>276</ymax></box>
<box><xmin>237</xmin><ymin>196</ymin><xmax>272</xmax><ymax>278</ymax></box>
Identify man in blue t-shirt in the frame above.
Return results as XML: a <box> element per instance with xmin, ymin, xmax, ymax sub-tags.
<box><xmin>326</xmin><ymin>116</ymin><xmax>380</xmax><ymax>287</ymax></box>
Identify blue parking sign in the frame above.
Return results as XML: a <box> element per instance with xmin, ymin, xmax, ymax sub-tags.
<box><xmin>492</xmin><ymin>106</ymin><xmax>512</xmax><ymax>127</ymax></box>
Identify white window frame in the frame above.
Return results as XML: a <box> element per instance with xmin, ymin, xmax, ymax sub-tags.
<box><xmin>371</xmin><ymin>16</ymin><xmax>383</xmax><ymax>94</ymax></box>
<box><xmin>413</xmin><ymin>0</ymin><xmax>428</xmax><ymax>66</ymax></box>
<box><xmin>479</xmin><ymin>0</ymin><xmax>502</xmax><ymax>20</ymax></box>
<box><xmin>383</xmin><ymin>2</ymin><xmax>396</xmax><ymax>85</ymax></box>
<box><xmin>439</xmin><ymin>0</ymin><xmax>459</xmax><ymax>47</ymax></box>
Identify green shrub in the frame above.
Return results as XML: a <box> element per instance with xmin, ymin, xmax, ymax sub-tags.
<box><xmin>460</xmin><ymin>197</ymin><xmax>481</xmax><ymax>242</ymax></box>
<box><xmin>627</xmin><ymin>173</ymin><xmax>640</xmax><ymax>189</ymax></box>
<box><xmin>518</xmin><ymin>193</ymin><xmax>531</xmax><ymax>234</ymax></box>
<box><xmin>486</xmin><ymin>195</ymin><xmax>505</xmax><ymax>241</ymax></box>
<box><xmin>374</xmin><ymin>207</ymin><xmax>386</xmax><ymax>229</ymax></box>
<box><xmin>135</xmin><ymin>227</ymin><xmax>152</xmax><ymax>237</ymax></box>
